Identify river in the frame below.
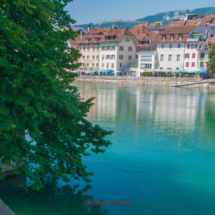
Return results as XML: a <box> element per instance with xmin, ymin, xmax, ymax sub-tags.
<box><xmin>1</xmin><ymin>83</ymin><xmax>215</xmax><ymax>215</ymax></box>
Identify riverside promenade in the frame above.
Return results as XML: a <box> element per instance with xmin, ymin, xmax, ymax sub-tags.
<box><xmin>75</xmin><ymin>76</ymin><xmax>215</xmax><ymax>88</ymax></box>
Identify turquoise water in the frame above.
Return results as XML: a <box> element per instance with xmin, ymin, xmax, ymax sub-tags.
<box><xmin>1</xmin><ymin>83</ymin><xmax>215</xmax><ymax>215</ymax></box>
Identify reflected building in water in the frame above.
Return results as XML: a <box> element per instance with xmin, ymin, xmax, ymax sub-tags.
<box><xmin>76</xmin><ymin>82</ymin><xmax>210</xmax><ymax>136</ymax></box>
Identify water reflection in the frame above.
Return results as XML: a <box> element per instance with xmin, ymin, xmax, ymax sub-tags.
<box><xmin>77</xmin><ymin>83</ymin><xmax>214</xmax><ymax>136</ymax></box>
<box><xmin>0</xmin><ymin>176</ymin><xmax>110</xmax><ymax>215</ymax></box>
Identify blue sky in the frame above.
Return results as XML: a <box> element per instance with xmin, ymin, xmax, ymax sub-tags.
<box><xmin>65</xmin><ymin>0</ymin><xmax>214</xmax><ymax>25</ymax></box>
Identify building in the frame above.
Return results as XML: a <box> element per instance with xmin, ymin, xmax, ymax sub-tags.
<box><xmin>77</xmin><ymin>35</ymin><xmax>103</xmax><ymax>70</ymax></box>
<box><xmin>98</xmin><ymin>28</ymin><xmax>138</xmax><ymax>75</ymax></box>
<box><xmin>198</xmin><ymin>35</ymin><xmax>215</xmax><ymax>70</ymax></box>
<box><xmin>156</xmin><ymin>25</ymin><xmax>215</xmax><ymax>72</ymax></box>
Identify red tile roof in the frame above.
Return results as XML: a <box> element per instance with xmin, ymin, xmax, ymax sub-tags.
<box><xmin>98</xmin><ymin>28</ymin><xmax>136</xmax><ymax>42</ymax></box>
<box><xmin>130</xmin><ymin>25</ymin><xmax>150</xmax><ymax>35</ymax></box>
<box><xmin>157</xmin><ymin>34</ymin><xmax>189</xmax><ymax>43</ymax></box>
<box><xmin>77</xmin><ymin>35</ymin><xmax>103</xmax><ymax>44</ymax></box>
<box><xmin>159</xmin><ymin>26</ymin><xmax>197</xmax><ymax>35</ymax></box>
<box><xmin>89</xmin><ymin>27</ymin><xmax>111</xmax><ymax>35</ymax></box>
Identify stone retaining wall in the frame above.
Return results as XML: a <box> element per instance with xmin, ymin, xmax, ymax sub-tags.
<box><xmin>75</xmin><ymin>76</ymin><xmax>215</xmax><ymax>88</ymax></box>
<box><xmin>0</xmin><ymin>199</ymin><xmax>16</xmax><ymax>215</ymax></box>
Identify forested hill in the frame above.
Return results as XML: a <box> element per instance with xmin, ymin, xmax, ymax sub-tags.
<box><xmin>75</xmin><ymin>7</ymin><xmax>215</xmax><ymax>30</ymax></box>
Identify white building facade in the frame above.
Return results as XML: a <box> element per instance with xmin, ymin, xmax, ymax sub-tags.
<box><xmin>156</xmin><ymin>25</ymin><xmax>215</xmax><ymax>72</ymax></box>
<box><xmin>98</xmin><ymin>32</ymin><xmax>138</xmax><ymax>75</ymax></box>
<box><xmin>137</xmin><ymin>51</ymin><xmax>157</xmax><ymax>77</ymax></box>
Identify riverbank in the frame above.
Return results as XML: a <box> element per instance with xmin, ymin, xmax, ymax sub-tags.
<box><xmin>0</xmin><ymin>199</ymin><xmax>16</xmax><ymax>215</ymax></box>
<box><xmin>75</xmin><ymin>76</ymin><xmax>215</xmax><ymax>88</ymax></box>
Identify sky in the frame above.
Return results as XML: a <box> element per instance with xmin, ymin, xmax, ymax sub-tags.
<box><xmin>65</xmin><ymin>0</ymin><xmax>215</xmax><ymax>25</ymax></box>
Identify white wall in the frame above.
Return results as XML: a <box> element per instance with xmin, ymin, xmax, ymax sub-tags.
<box><xmin>157</xmin><ymin>43</ymin><xmax>185</xmax><ymax>71</ymax></box>
<box><xmin>99</xmin><ymin>42</ymin><xmax>118</xmax><ymax>71</ymax></box>
<box><xmin>137</xmin><ymin>51</ymin><xmax>156</xmax><ymax>76</ymax></box>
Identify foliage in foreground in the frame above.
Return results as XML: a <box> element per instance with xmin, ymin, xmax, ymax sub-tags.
<box><xmin>0</xmin><ymin>0</ymin><xmax>113</xmax><ymax>190</ymax></box>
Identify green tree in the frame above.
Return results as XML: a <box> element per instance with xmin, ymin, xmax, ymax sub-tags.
<box><xmin>207</xmin><ymin>43</ymin><xmax>215</xmax><ymax>76</ymax></box>
<box><xmin>0</xmin><ymin>0</ymin><xmax>113</xmax><ymax>190</ymax></box>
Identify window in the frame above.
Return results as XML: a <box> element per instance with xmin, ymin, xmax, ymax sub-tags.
<box><xmin>140</xmin><ymin>64</ymin><xmax>152</xmax><ymax>69</ymax></box>
<box><xmin>101</xmin><ymin>47</ymin><xmax>104</xmax><ymax>51</ymax></box>
<box><xmin>105</xmin><ymin>37</ymin><xmax>108</xmax><ymax>40</ymax></box>
<box><xmin>200</xmin><ymin>62</ymin><xmax>204</xmax><ymax>67</ymax></box>
<box><xmin>141</xmin><ymin>55</ymin><xmax>152</xmax><ymax>62</ymax></box>
<box><xmin>186</xmin><ymin>62</ymin><xmax>189</xmax><ymax>67</ymax></box>
<box><xmin>120</xmin><ymin>63</ymin><xmax>122</xmax><ymax>68</ymax></box>
<box><xmin>102</xmin><ymin>63</ymin><xmax>104</xmax><ymax>67</ymax></box>
<box><xmin>96</xmin><ymin>63</ymin><xmax>98</xmax><ymax>67</ymax></box>
<box><xmin>111</xmin><ymin>63</ymin><xmax>114</xmax><ymax>68</ymax></box>
<box><xmin>177</xmin><ymin>44</ymin><xmax>181</xmax><ymax>48</ymax></box>
<box><xmin>92</xmin><ymin>55</ymin><xmax>95</xmax><ymax>60</ymax></box>
<box><xmin>192</xmin><ymin>53</ymin><xmax>196</xmax><ymax>58</ymax></box>
<box><xmin>83</xmin><ymin>46</ymin><xmax>86</xmax><ymax>51</ymax></box>
<box><xmin>119</xmin><ymin>55</ymin><xmax>123</xmax><ymax>59</ymax></box>
<box><xmin>92</xmin><ymin>63</ymin><xmax>94</xmax><ymax>67</ymax></box>
<box><xmin>200</xmin><ymin>53</ymin><xmax>205</xmax><ymax>58</ymax></box>
<box><xmin>128</xmin><ymin>47</ymin><xmax>132</xmax><ymax>51</ymax></box>
<box><xmin>185</xmin><ymin>53</ymin><xmax>190</xmax><ymax>58</ymax></box>
<box><xmin>79</xmin><ymin>46</ymin><xmax>81</xmax><ymax>50</ymax></box>
<box><xmin>112</xmin><ymin>46</ymin><xmax>115</xmax><ymax>50</ymax></box>
<box><xmin>87</xmin><ymin>63</ymin><xmax>89</xmax><ymax>67</ymax></box>
<box><xmin>102</xmin><ymin>55</ymin><xmax>104</xmax><ymax>60</ymax></box>
<box><xmin>85</xmin><ymin>38</ymin><xmax>88</xmax><ymax>43</ymax></box>
<box><xmin>205</xmin><ymin>45</ymin><xmax>208</xmax><ymax>51</ymax></box>
<box><xmin>179</xmin><ymin>35</ymin><xmax>183</xmax><ymax>40</ymax></box>
<box><xmin>95</xmin><ymin>38</ymin><xmax>98</xmax><ymax>42</ymax></box>
<box><xmin>96</xmin><ymin>55</ymin><xmax>99</xmax><ymax>60</ymax></box>
<box><xmin>177</xmin><ymin>54</ymin><xmax>180</xmax><ymax>61</ymax></box>
<box><xmin>168</xmin><ymin>54</ymin><xmax>172</xmax><ymax>61</ymax></box>
<box><xmin>187</xmin><ymin>44</ymin><xmax>190</xmax><ymax>49</ymax></box>
<box><xmin>82</xmin><ymin>63</ymin><xmax>85</xmax><ymax>67</ymax></box>
<box><xmin>170</xmin><ymin>35</ymin><xmax>174</xmax><ymax>41</ymax></box>
<box><xmin>87</xmin><ymin>55</ymin><xmax>89</xmax><ymax>60</ymax></box>
<box><xmin>106</xmin><ymin>55</ymin><xmax>110</xmax><ymax>59</ymax></box>
<box><xmin>93</xmin><ymin>46</ymin><xmax>95</xmax><ymax>51</ymax></box>
<box><xmin>119</xmin><ymin>46</ymin><xmax>123</xmax><ymax>51</ymax></box>
<box><xmin>169</xmin><ymin>44</ymin><xmax>172</xmax><ymax>49</ymax></box>
<box><xmin>160</xmin><ymin>54</ymin><xmax>164</xmax><ymax>61</ymax></box>
<box><xmin>161</xmin><ymin>44</ymin><xmax>164</xmax><ymax>49</ymax></box>
<box><xmin>112</xmin><ymin>55</ymin><xmax>115</xmax><ymax>59</ymax></box>
<box><xmin>106</xmin><ymin>63</ymin><xmax>109</xmax><ymax>68</ymax></box>
<box><xmin>110</xmin><ymin>36</ymin><xmax>113</xmax><ymax>40</ymax></box>
<box><xmin>192</xmin><ymin>62</ymin><xmax>195</xmax><ymax>67</ymax></box>
<box><xmin>128</xmin><ymin>56</ymin><xmax>132</xmax><ymax>60</ymax></box>
<box><xmin>97</xmin><ymin>46</ymin><xmax>99</xmax><ymax>50</ymax></box>
<box><xmin>105</xmin><ymin>46</ymin><xmax>109</xmax><ymax>51</ymax></box>
<box><xmin>162</xmin><ymin>35</ymin><xmax>166</xmax><ymax>41</ymax></box>
<box><xmin>125</xmin><ymin>38</ymin><xmax>129</xmax><ymax>42</ymax></box>
<box><xmin>83</xmin><ymin>55</ymin><xmax>85</xmax><ymax>60</ymax></box>
<box><xmin>87</xmin><ymin>46</ymin><xmax>90</xmax><ymax>51</ymax></box>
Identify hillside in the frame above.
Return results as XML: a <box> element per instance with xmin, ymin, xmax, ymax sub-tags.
<box><xmin>75</xmin><ymin>7</ymin><xmax>215</xmax><ymax>30</ymax></box>
<box><xmin>136</xmin><ymin>7</ymin><xmax>215</xmax><ymax>25</ymax></box>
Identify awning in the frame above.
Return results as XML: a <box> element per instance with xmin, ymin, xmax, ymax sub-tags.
<box><xmin>107</xmin><ymin>70</ymin><xmax>114</xmax><ymax>73</ymax></box>
<box><xmin>187</xmin><ymin>70</ymin><xmax>207</xmax><ymax>74</ymax></box>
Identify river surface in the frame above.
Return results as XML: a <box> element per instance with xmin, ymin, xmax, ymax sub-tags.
<box><xmin>1</xmin><ymin>83</ymin><xmax>215</xmax><ymax>215</ymax></box>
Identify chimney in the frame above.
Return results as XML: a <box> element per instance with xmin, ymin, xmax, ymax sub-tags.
<box><xmin>88</xmin><ymin>25</ymin><xmax>90</xmax><ymax>32</ymax></box>
<box><xmin>80</xmin><ymin>30</ymin><xmax>83</xmax><ymax>39</ymax></box>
